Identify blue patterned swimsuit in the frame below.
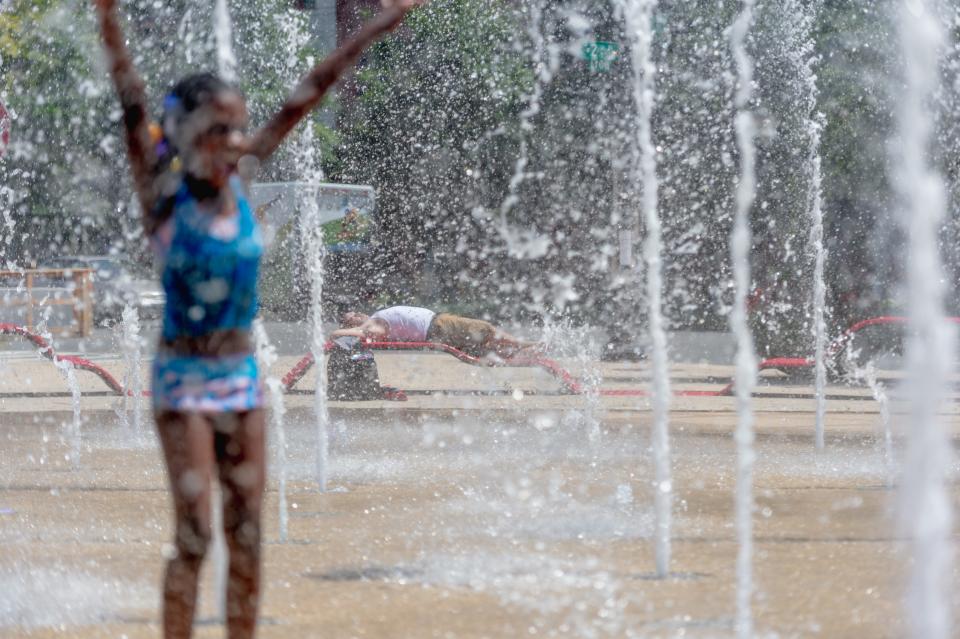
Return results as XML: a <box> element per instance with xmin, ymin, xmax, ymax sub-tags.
<box><xmin>151</xmin><ymin>175</ymin><xmax>264</xmax><ymax>412</ymax></box>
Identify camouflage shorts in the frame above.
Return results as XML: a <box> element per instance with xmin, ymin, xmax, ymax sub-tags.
<box><xmin>426</xmin><ymin>313</ymin><xmax>496</xmax><ymax>357</ymax></box>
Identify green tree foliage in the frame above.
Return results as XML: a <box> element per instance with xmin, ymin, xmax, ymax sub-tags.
<box><xmin>335</xmin><ymin>1</ymin><xmax>643</xmax><ymax>324</ymax></box>
<box><xmin>747</xmin><ymin>0</ymin><xmax>821</xmax><ymax>356</ymax></box>
<box><xmin>332</xmin><ymin>0</ymin><xmax>910</xmax><ymax>354</ymax></box>
<box><xmin>5</xmin><ymin>0</ymin><xmax>953</xmax><ymax>355</ymax></box>
<box><xmin>0</xmin><ymin>0</ymin><xmax>331</xmax><ymax>270</ymax></box>
<box><xmin>503</xmin><ymin>2</ymin><xmax>636</xmax><ymax>323</ymax></box>
<box><xmin>652</xmin><ymin>1</ymin><xmax>740</xmax><ymax>332</ymax></box>
<box><xmin>935</xmin><ymin>4</ymin><xmax>960</xmax><ymax>316</ymax></box>
<box><xmin>332</xmin><ymin>0</ymin><xmax>534</xmax><ymax>315</ymax></box>
<box><xmin>1</xmin><ymin>0</ymin><xmax>122</xmax><ymax>264</ymax></box>
<box><xmin>814</xmin><ymin>1</ymin><xmax>897</xmax><ymax>330</ymax></box>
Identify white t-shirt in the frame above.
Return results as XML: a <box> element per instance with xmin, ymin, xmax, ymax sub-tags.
<box><xmin>371</xmin><ymin>306</ymin><xmax>436</xmax><ymax>341</ymax></box>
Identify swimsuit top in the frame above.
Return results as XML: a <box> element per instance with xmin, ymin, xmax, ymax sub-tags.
<box><xmin>371</xmin><ymin>306</ymin><xmax>436</xmax><ymax>341</ymax></box>
<box><xmin>152</xmin><ymin>175</ymin><xmax>263</xmax><ymax>341</ymax></box>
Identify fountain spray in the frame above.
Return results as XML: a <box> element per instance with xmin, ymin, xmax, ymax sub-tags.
<box><xmin>214</xmin><ymin>0</ymin><xmax>238</xmax><ymax>84</ymax></box>
<box><xmin>36</xmin><ymin>305</ymin><xmax>82</xmax><ymax>469</ymax></box>
<box><xmin>211</xmin><ymin>0</ymin><xmax>236</xmax><ymax>621</ymax></box>
<box><xmin>299</xmin><ymin>150</ymin><xmax>329</xmax><ymax>493</ymax></box>
<box><xmin>53</xmin><ymin>356</ymin><xmax>82</xmax><ymax>470</ymax></box>
<box><xmin>729</xmin><ymin>1</ymin><xmax>758</xmax><ymax>636</ymax></box>
<box><xmin>210</xmin><ymin>480</ymin><xmax>228</xmax><ymax>623</ymax></box>
<box><xmin>498</xmin><ymin>1</ymin><xmax>556</xmax><ymax>259</ymax></box>
<box><xmin>272</xmin><ymin>4</ymin><xmax>331</xmax><ymax>493</ymax></box>
<box><xmin>0</xmin><ymin>185</ymin><xmax>15</xmax><ymax>269</ymax></box>
<box><xmin>861</xmin><ymin>361</ymin><xmax>894</xmax><ymax>485</ymax></box>
<box><xmin>895</xmin><ymin>1</ymin><xmax>955</xmax><ymax>637</ymax></box>
<box><xmin>787</xmin><ymin>0</ymin><xmax>829</xmax><ymax>450</ymax></box>
<box><xmin>254</xmin><ymin>319</ymin><xmax>290</xmax><ymax>542</ymax></box>
<box><xmin>809</xmin><ymin>138</ymin><xmax>828</xmax><ymax>451</ymax></box>
<box><xmin>119</xmin><ymin>304</ymin><xmax>144</xmax><ymax>442</ymax></box>
<box><xmin>622</xmin><ymin>0</ymin><xmax>672</xmax><ymax>579</ymax></box>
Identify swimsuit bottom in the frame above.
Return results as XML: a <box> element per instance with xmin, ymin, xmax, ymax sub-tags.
<box><xmin>152</xmin><ymin>351</ymin><xmax>262</xmax><ymax>413</ymax></box>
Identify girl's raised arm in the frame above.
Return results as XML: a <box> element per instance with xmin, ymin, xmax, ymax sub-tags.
<box><xmin>246</xmin><ymin>0</ymin><xmax>424</xmax><ymax>163</ymax></box>
<box><xmin>93</xmin><ymin>0</ymin><xmax>158</xmax><ymax>221</ymax></box>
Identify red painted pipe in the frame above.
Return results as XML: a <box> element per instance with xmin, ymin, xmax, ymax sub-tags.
<box><xmin>14</xmin><ymin>316</ymin><xmax>932</xmax><ymax>401</ymax></box>
<box><xmin>0</xmin><ymin>323</ymin><xmax>127</xmax><ymax>395</ymax></box>
<box><xmin>280</xmin><ymin>353</ymin><xmax>316</xmax><ymax>391</ymax></box>
<box><xmin>757</xmin><ymin>357</ymin><xmax>813</xmax><ymax>372</ymax></box>
<box><xmin>598</xmin><ymin>386</ymin><xmax>733</xmax><ymax>398</ymax></box>
<box><xmin>0</xmin><ymin>326</ymin><xmax>592</xmax><ymax>397</ymax></box>
<box><xmin>291</xmin><ymin>340</ymin><xmax>732</xmax><ymax>397</ymax></box>
<box><xmin>283</xmin><ymin>341</ymin><xmax>585</xmax><ymax>395</ymax></box>
<box><xmin>757</xmin><ymin>316</ymin><xmax>960</xmax><ymax>373</ymax></box>
<box><xmin>825</xmin><ymin>315</ymin><xmax>960</xmax><ymax>359</ymax></box>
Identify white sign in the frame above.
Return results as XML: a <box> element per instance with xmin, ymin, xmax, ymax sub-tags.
<box><xmin>250</xmin><ymin>182</ymin><xmax>375</xmax><ymax>229</ymax></box>
<box><xmin>249</xmin><ymin>181</ymin><xmax>376</xmax><ymax>250</ymax></box>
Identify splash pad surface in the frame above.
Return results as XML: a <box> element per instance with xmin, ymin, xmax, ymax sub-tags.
<box><xmin>1</xmin><ymin>352</ymin><xmax>957</xmax><ymax>638</ymax></box>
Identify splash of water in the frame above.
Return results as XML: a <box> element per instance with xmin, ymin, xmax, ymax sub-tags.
<box><xmin>208</xmin><ymin>0</ymin><xmax>254</xmax><ymax>615</ymax></box>
<box><xmin>276</xmin><ymin>3</ymin><xmax>329</xmax><ymax>493</ymax></box>
<box><xmin>298</xmin><ymin>148</ymin><xmax>329</xmax><ymax>493</ymax></box>
<box><xmin>895</xmin><ymin>1</ymin><xmax>955</xmax><ymax>637</ymax></box>
<box><xmin>858</xmin><ymin>360</ymin><xmax>894</xmax><ymax>484</ymax></box>
<box><xmin>36</xmin><ymin>313</ymin><xmax>80</xmax><ymax>468</ymax></box>
<box><xmin>254</xmin><ymin>319</ymin><xmax>289</xmax><ymax>542</ymax></box>
<box><xmin>809</xmin><ymin>148</ymin><xmax>828</xmax><ymax>450</ymax></box>
<box><xmin>119</xmin><ymin>304</ymin><xmax>144</xmax><ymax>442</ymax></box>
<box><xmin>210</xmin><ymin>481</ymin><xmax>227</xmax><ymax>623</ymax></box>
<box><xmin>213</xmin><ymin>0</ymin><xmax>238</xmax><ymax>83</ymax></box>
<box><xmin>786</xmin><ymin>0</ymin><xmax>829</xmax><ymax>450</ymax></box>
<box><xmin>497</xmin><ymin>1</ymin><xmax>555</xmax><ymax>259</ymax></box>
<box><xmin>0</xmin><ymin>566</ymin><xmax>153</xmax><ymax>628</ymax></box>
<box><xmin>729</xmin><ymin>1</ymin><xmax>758</xmax><ymax>636</ymax></box>
<box><xmin>540</xmin><ymin>319</ymin><xmax>602</xmax><ymax>441</ymax></box>
<box><xmin>177</xmin><ymin>2</ymin><xmax>212</xmax><ymax>67</ymax></box>
<box><xmin>0</xmin><ymin>185</ymin><xmax>15</xmax><ymax>269</ymax></box>
<box><xmin>578</xmin><ymin>337</ymin><xmax>604</xmax><ymax>445</ymax></box>
<box><xmin>844</xmin><ymin>346</ymin><xmax>895</xmax><ymax>483</ymax></box>
<box><xmin>52</xmin><ymin>357</ymin><xmax>82</xmax><ymax>469</ymax></box>
<box><xmin>622</xmin><ymin>0</ymin><xmax>671</xmax><ymax>579</ymax></box>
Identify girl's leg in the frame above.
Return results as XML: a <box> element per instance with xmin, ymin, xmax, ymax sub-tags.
<box><xmin>213</xmin><ymin>409</ymin><xmax>266</xmax><ymax>639</ymax></box>
<box><xmin>156</xmin><ymin>411</ymin><xmax>216</xmax><ymax>639</ymax></box>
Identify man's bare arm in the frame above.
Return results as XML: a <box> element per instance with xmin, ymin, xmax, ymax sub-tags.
<box><xmin>331</xmin><ymin>327</ymin><xmax>367</xmax><ymax>340</ymax></box>
<box><xmin>331</xmin><ymin>320</ymin><xmax>389</xmax><ymax>341</ymax></box>
<box><xmin>246</xmin><ymin>1</ymin><xmax>424</xmax><ymax>163</ymax></box>
<box><xmin>93</xmin><ymin>0</ymin><xmax>158</xmax><ymax>228</ymax></box>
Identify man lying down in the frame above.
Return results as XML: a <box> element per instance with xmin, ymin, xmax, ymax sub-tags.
<box><xmin>331</xmin><ymin>305</ymin><xmax>543</xmax><ymax>359</ymax></box>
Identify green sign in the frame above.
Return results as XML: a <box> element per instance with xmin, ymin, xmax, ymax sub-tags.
<box><xmin>581</xmin><ymin>41</ymin><xmax>620</xmax><ymax>73</ymax></box>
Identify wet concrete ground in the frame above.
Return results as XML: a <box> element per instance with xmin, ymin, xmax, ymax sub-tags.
<box><xmin>1</xmin><ymin>354</ymin><xmax>959</xmax><ymax>637</ymax></box>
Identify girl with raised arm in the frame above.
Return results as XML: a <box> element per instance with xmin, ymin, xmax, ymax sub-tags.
<box><xmin>92</xmin><ymin>1</ymin><xmax>423</xmax><ymax>637</ymax></box>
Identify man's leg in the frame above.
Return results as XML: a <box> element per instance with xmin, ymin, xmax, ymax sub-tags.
<box><xmin>487</xmin><ymin>328</ymin><xmax>545</xmax><ymax>358</ymax></box>
<box><xmin>430</xmin><ymin>313</ymin><xmax>544</xmax><ymax>359</ymax></box>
